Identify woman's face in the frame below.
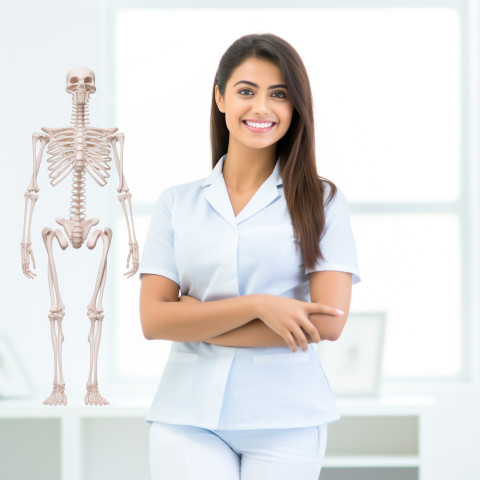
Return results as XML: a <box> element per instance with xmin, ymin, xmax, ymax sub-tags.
<box><xmin>215</xmin><ymin>57</ymin><xmax>294</xmax><ymax>152</ymax></box>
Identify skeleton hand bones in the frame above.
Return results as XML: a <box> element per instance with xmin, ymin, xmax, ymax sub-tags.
<box><xmin>124</xmin><ymin>241</ymin><xmax>139</xmax><ymax>278</ymax></box>
<box><xmin>21</xmin><ymin>240</ymin><xmax>37</xmax><ymax>278</ymax></box>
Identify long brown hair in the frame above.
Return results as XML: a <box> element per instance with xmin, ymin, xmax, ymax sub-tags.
<box><xmin>210</xmin><ymin>33</ymin><xmax>336</xmax><ymax>270</ymax></box>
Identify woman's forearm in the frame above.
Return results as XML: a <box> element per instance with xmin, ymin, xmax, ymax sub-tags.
<box><xmin>173</xmin><ymin>295</ymin><xmax>286</xmax><ymax>347</ymax></box>
<box><xmin>141</xmin><ymin>293</ymin><xmax>262</xmax><ymax>342</ymax></box>
<box><xmin>204</xmin><ymin>319</ymin><xmax>315</xmax><ymax>348</ymax></box>
<box><xmin>204</xmin><ymin>319</ymin><xmax>289</xmax><ymax>347</ymax></box>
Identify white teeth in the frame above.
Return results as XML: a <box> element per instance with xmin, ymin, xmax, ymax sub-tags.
<box><xmin>245</xmin><ymin>121</ymin><xmax>273</xmax><ymax>128</ymax></box>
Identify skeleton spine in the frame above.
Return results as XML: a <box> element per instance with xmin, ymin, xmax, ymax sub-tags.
<box><xmin>70</xmin><ymin>101</ymin><xmax>89</xmax><ymax>248</ymax></box>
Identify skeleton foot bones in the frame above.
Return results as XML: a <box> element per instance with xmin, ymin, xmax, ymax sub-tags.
<box><xmin>22</xmin><ymin>67</ymin><xmax>139</xmax><ymax>406</ymax></box>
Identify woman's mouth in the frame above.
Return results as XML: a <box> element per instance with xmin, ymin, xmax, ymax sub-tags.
<box><xmin>242</xmin><ymin>120</ymin><xmax>276</xmax><ymax>133</ymax></box>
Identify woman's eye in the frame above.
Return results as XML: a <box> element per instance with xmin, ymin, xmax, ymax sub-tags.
<box><xmin>272</xmin><ymin>91</ymin><xmax>287</xmax><ymax>99</ymax></box>
<box><xmin>239</xmin><ymin>89</ymin><xmax>253</xmax><ymax>95</ymax></box>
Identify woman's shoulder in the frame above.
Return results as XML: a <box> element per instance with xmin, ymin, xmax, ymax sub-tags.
<box><xmin>170</xmin><ymin>176</ymin><xmax>206</xmax><ymax>195</ymax></box>
<box><xmin>320</xmin><ymin>179</ymin><xmax>353</xmax><ymax>216</ymax></box>
<box><xmin>156</xmin><ymin>176</ymin><xmax>208</xmax><ymax>204</ymax></box>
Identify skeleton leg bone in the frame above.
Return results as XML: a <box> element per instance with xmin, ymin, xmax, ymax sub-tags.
<box><xmin>41</xmin><ymin>227</ymin><xmax>69</xmax><ymax>406</ymax></box>
<box><xmin>84</xmin><ymin>227</ymin><xmax>112</xmax><ymax>406</ymax></box>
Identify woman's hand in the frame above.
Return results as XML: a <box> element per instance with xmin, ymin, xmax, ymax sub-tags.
<box><xmin>255</xmin><ymin>294</ymin><xmax>344</xmax><ymax>353</ymax></box>
<box><xmin>177</xmin><ymin>293</ymin><xmax>342</xmax><ymax>352</ymax></box>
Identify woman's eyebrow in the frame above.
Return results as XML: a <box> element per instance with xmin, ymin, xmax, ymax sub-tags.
<box><xmin>233</xmin><ymin>80</ymin><xmax>288</xmax><ymax>90</ymax></box>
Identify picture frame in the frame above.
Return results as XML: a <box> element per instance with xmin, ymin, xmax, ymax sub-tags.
<box><xmin>314</xmin><ymin>311</ymin><xmax>386</xmax><ymax>397</ymax></box>
<box><xmin>0</xmin><ymin>335</ymin><xmax>34</xmax><ymax>399</ymax></box>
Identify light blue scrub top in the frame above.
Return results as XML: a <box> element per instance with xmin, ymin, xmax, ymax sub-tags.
<box><xmin>139</xmin><ymin>154</ymin><xmax>361</xmax><ymax>430</ymax></box>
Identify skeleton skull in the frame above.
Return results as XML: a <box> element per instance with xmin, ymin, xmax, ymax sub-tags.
<box><xmin>66</xmin><ymin>67</ymin><xmax>96</xmax><ymax>104</ymax></box>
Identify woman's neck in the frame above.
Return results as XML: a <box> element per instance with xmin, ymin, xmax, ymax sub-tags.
<box><xmin>222</xmin><ymin>142</ymin><xmax>277</xmax><ymax>192</ymax></box>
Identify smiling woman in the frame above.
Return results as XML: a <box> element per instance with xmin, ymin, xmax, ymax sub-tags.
<box><xmin>139</xmin><ymin>32</ymin><xmax>360</xmax><ymax>480</ymax></box>
<box><xmin>210</xmin><ymin>35</ymin><xmax>340</xmax><ymax>272</ymax></box>
<box><xmin>214</xmin><ymin>58</ymin><xmax>293</xmax><ymax>152</ymax></box>
<box><xmin>214</xmin><ymin>57</ymin><xmax>294</xmax><ymax>216</ymax></box>
<box><xmin>116</xmin><ymin>11</ymin><xmax>464</xmax><ymax>386</ymax></box>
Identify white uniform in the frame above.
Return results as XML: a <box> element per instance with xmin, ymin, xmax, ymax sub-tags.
<box><xmin>139</xmin><ymin>154</ymin><xmax>360</xmax><ymax>430</ymax></box>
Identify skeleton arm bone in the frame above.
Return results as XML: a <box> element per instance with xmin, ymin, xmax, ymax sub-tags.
<box><xmin>21</xmin><ymin>133</ymin><xmax>50</xmax><ymax>278</ymax></box>
<box><xmin>109</xmin><ymin>133</ymin><xmax>139</xmax><ymax>277</ymax></box>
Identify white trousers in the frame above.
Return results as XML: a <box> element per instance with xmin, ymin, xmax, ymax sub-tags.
<box><xmin>149</xmin><ymin>421</ymin><xmax>328</xmax><ymax>480</ymax></box>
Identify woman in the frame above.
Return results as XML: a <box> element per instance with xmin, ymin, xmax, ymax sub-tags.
<box><xmin>139</xmin><ymin>33</ymin><xmax>360</xmax><ymax>480</ymax></box>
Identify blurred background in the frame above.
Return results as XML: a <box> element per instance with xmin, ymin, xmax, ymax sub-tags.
<box><xmin>1</xmin><ymin>0</ymin><xmax>479</xmax><ymax>479</ymax></box>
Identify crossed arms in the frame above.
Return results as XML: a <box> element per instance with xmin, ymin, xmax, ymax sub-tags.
<box><xmin>139</xmin><ymin>271</ymin><xmax>352</xmax><ymax>352</ymax></box>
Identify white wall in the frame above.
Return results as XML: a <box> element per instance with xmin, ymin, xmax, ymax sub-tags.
<box><xmin>1</xmin><ymin>1</ymin><xmax>480</xmax><ymax>480</ymax></box>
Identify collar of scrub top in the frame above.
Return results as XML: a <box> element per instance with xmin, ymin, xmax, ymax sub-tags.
<box><xmin>201</xmin><ymin>154</ymin><xmax>283</xmax><ymax>229</ymax></box>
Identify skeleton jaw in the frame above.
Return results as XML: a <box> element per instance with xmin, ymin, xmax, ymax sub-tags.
<box><xmin>74</xmin><ymin>83</ymin><xmax>89</xmax><ymax>105</ymax></box>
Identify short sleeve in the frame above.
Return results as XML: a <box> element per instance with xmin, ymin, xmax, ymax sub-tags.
<box><xmin>305</xmin><ymin>186</ymin><xmax>361</xmax><ymax>285</ymax></box>
<box><xmin>138</xmin><ymin>187</ymin><xmax>180</xmax><ymax>286</ymax></box>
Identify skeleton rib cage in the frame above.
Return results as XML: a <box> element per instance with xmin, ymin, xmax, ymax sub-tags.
<box><xmin>44</xmin><ymin>126</ymin><xmax>118</xmax><ymax>188</ymax></box>
<box><xmin>42</xmin><ymin>119</ymin><xmax>118</xmax><ymax>224</ymax></box>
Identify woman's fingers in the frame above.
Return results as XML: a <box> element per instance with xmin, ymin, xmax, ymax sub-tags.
<box><xmin>300</xmin><ymin>319</ymin><xmax>321</xmax><ymax>344</ymax></box>
<box><xmin>283</xmin><ymin>331</ymin><xmax>298</xmax><ymax>353</ymax></box>
<box><xmin>291</xmin><ymin>326</ymin><xmax>309</xmax><ymax>352</ymax></box>
<box><xmin>308</xmin><ymin>302</ymin><xmax>344</xmax><ymax>316</ymax></box>
<box><xmin>289</xmin><ymin>319</ymin><xmax>319</xmax><ymax>352</ymax></box>
<box><xmin>256</xmin><ymin>294</ymin><xmax>336</xmax><ymax>351</ymax></box>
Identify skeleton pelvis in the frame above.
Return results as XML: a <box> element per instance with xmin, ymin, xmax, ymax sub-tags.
<box><xmin>56</xmin><ymin>217</ymin><xmax>100</xmax><ymax>249</ymax></box>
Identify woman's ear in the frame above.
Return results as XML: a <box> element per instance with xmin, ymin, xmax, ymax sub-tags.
<box><xmin>215</xmin><ymin>85</ymin><xmax>225</xmax><ymax>113</ymax></box>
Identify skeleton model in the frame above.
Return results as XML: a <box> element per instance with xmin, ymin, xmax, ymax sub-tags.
<box><xmin>21</xmin><ymin>67</ymin><xmax>139</xmax><ymax>406</ymax></box>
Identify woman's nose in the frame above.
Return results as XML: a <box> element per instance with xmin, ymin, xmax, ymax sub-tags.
<box><xmin>252</xmin><ymin>94</ymin><xmax>269</xmax><ymax>115</ymax></box>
